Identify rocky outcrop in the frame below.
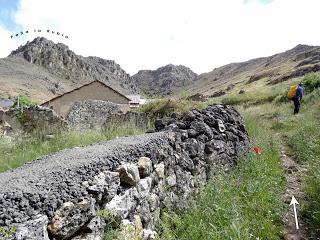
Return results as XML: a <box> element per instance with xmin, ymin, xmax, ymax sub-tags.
<box><xmin>186</xmin><ymin>93</ymin><xmax>207</xmax><ymax>102</ymax></box>
<box><xmin>267</xmin><ymin>64</ymin><xmax>320</xmax><ymax>85</ymax></box>
<box><xmin>133</xmin><ymin>64</ymin><xmax>198</xmax><ymax>96</ymax></box>
<box><xmin>0</xmin><ymin>105</ymin><xmax>250</xmax><ymax>240</ymax></box>
<box><xmin>247</xmin><ymin>70</ymin><xmax>280</xmax><ymax>84</ymax></box>
<box><xmin>8</xmin><ymin>37</ymin><xmax>138</xmax><ymax>95</ymax></box>
<box><xmin>209</xmin><ymin>90</ymin><xmax>226</xmax><ymax>98</ymax></box>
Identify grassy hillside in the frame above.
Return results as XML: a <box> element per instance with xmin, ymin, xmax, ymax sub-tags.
<box><xmin>181</xmin><ymin>44</ymin><xmax>320</xmax><ymax>98</ymax></box>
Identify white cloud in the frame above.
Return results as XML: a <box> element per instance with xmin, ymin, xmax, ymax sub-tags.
<box><xmin>0</xmin><ymin>24</ymin><xmax>22</xmax><ymax>57</ymax></box>
<box><xmin>1</xmin><ymin>0</ymin><xmax>320</xmax><ymax>74</ymax></box>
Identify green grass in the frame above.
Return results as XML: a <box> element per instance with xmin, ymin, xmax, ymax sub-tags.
<box><xmin>287</xmin><ymin>121</ymin><xmax>320</xmax><ymax>239</ymax></box>
<box><xmin>0</xmin><ymin>122</ymin><xmax>148</xmax><ymax>173</ymax></box>
<box><xmin>139</xmin><ymin>99</ymin><xmax>208</xmax><ymax>117</ymax></box>
<box><xmin>284</xmin><ymin>103</ymin><xmax>320</xmax><ymax>239</ymax></box>
<box><xmin>157</xmin><ymin>80</ymin><xmax>320</xmax><ymax>239</ymax></box>
<box><xmin>239</xmin><ymin>89</ymin><xmax>320</xmax><ymax>239</ymax></box>
<box><xmin>158</xmin><ymin>113</ymin><xmax>285</xmax><ymax>240</ymax></box>
<box><xmin>220</xmin><ymin>91</ymin><xmax>278</xmax><ymax>106</ymax></box>
<box><xmin>303</xmin><ymin>73</ymin><xmax>320</xmax><ymax>94</ymax></box>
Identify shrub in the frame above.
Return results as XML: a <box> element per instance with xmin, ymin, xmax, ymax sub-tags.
<box><xmin>16</xmin><ymin>111</ymin><xmax>28</xmax><ymax>124</ymax></box>
<box><xmin>273</xmin><ymin>91</ymin><xmax>288</xmax><ymax>104</ymax></box>
<box><xmin>139</xmin><ymin>99</ymin><xmax>178</xmax><ymax>117</ymax></box>
<box><xmin>139</xmin><ymin>99</ymin><xmax>206</xmax><ymax>117</ymax></box>
<box><xmin>221</xmin><ymin>93</ymin><xmax>278</xmax><ymax>107</ymax></box>
<box><xmin>0</xmin><ymin>226</ymin><xmax>16</xmax><ymax>239</ymax></box>
<box><xmin>12</xmin><ymin>95</ymin><xmax>36</xmax><ymax>108</ymax></box>
<box><xmin>221</xmin><ymin>95</ymin><xmax>246</xmax><ymax>106</ymax></box>
<box><xmin>303</xmin><ymin>88</ymin><xmax>320</xmax><ymax>104</ymax></box>
<box><xmin>302</xmin><ymin>73</ymin><xmax>320</xmax><ymax>93</ymax></box>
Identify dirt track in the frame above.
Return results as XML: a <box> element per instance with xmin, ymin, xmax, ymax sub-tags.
<box><xmin>281</xmin><ymin>145</ymin><xmax>308</xmax><ymax>240</ymax></box>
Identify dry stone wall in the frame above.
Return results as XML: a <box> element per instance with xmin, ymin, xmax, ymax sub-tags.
<box><xmin>103</xmin><ymin>111</ymin><xmax>149</xmax><ymax>130</ymax></box>
<box><xmin>0</xmin><ymin>105</ymin><xmax>250</xmax><ymax>240</ymax></box>
<box><xmin>1</xmin><ymin>106</ymin><xmax>67</xmax><ymax>133</ymax></box>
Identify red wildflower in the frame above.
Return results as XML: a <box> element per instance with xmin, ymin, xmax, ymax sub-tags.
<box><xmin>253</xmin><ymin>146</ymin><xmax>262</xmax><ymax>155</ymax></box>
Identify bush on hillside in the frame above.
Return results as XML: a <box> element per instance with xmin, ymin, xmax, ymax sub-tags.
<box><xmin>139</xmin><ymin>99</ymin><xmax>179</xmax><ymax>117</ymax></box>
<box><xmin>302</xmin><ymin>88</ymin><xmax>320</xmax><ymax>104</ymax></box>
<box><xmin>302</xmin><ymin>73</ymin><xmax>320</xmax><ymax>93</ymax></box>
<box><xmin>221</xmin><ymin>92</ymin><xmax>278</xmax><ymax>106</ymax></box>
<box><xmin>12</xmin><ymin>95</ymin><xmax>36</xmax><ymax>108</ymax></box>
<box><xmin>221</xmin><ymin>96</ymin><xmax>246</xmax><ymax>106</ymax></box>
<box><xmin>273</xmin><ymin>91</ymin><xmax>288</xmax><ymax>104</ymax></box>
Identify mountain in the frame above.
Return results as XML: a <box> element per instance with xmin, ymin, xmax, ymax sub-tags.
<box><xmin>0</xmin><ymin>37</ymin><xmax>137</xmax><ymax>102</ymax></box>
<box><xmin>132</xmin><ymin>64</ymin><xmax>198</xmax><ymax>96</ymax></box>
<box><xmin>2</xmin><ymin>39</ymin><xmax>320</xmax><ymax>102</ymax></box>
<box><xmin>185</xmin><ymin>44</ymin><xmax>320</xmax><ymax>97</ymax></box>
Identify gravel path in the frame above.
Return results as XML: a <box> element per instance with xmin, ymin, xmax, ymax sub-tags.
<box><xmin>0</xmin><ymin>132</ymin><xmax>169</xmax><ymax>225</ymax></box>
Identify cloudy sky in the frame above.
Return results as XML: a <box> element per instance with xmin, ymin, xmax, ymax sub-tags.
<box><xmin>0</xmin><ymin>0</ymin><xmax>320</xmax><ymax>75</ymax></box>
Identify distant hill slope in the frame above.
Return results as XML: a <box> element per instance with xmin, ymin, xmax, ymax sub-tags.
<box><xmin>0</xmin><ymin>37</ymin><xmax>137</xmax><ymax>102</ymax></box>
<box><xmin>133</xmin><ymin>64</ymin><xmax>198</xmax><ymax>96</ymax></box>
<box><xmin>185</xmin><ymin>44</ymin><xmax>320</xmax><ymax>97</ymax></box>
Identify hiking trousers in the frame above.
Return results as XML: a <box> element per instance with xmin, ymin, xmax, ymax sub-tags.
<box><xmin>293</xmin><ymin>97</ymin><xmax>300</xmax><ymax>114</ymax></box>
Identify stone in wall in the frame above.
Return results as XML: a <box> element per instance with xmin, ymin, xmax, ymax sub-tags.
<box><xmin>0</xmin><ymin>119</ymin><xmax>12</xmax><ymax>136</ymax></box>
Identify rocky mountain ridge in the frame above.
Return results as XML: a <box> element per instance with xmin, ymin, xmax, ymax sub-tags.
<box><xmin>0</xmin><ymin>37</ymin><xmax>137</xmax><ymax>102</ymax></box>
<box><xmin>133</xmin><ymin>64</ymin><xmax>198</xmax><ymax>96</ymax></box>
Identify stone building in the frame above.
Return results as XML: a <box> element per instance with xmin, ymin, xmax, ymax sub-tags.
<box><xmin>126</xmin><ymin>95</ymin><xmax>152</xmax><ymax>109</ymax></box>
<box><xmin>41</xmin><ymin>80</ymin><xmax>131</xmax><ymax>117</ymax></box>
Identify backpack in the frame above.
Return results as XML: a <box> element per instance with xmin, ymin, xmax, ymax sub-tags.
<box><xmin>288</xmin><ymin>85</ymin><xmax>298</xmax><ymax>100</ymax></box>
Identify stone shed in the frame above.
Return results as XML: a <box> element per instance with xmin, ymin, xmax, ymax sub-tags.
<box><xmin>41</xmin><ymin>80</ymin><xmax>131</xmax><ymax>117</ymax></box>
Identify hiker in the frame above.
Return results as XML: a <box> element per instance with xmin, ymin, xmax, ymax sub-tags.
<box><xmin>288</xmin><ymin>83</ymin><xmax>303</xmax><ymax>114</ymax></box>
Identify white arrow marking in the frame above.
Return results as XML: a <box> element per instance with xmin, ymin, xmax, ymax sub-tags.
<box><xmin>290</xmin><ymin>196</ymin><xmax>299</xmax><ymax>230</ymax></box>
